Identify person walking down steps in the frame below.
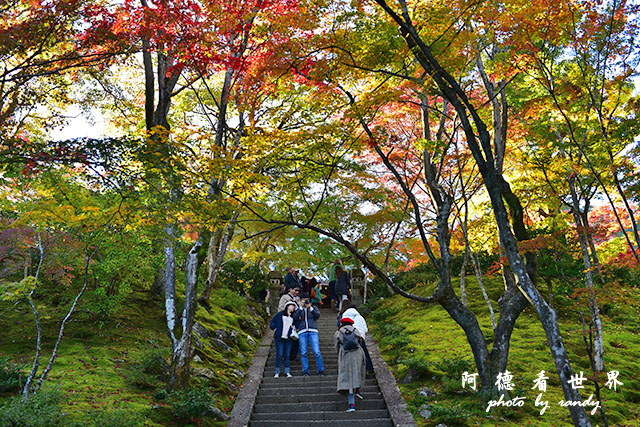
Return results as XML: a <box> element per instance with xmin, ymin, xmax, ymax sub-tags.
<box><xmin>269</xmin><ymin>301</ymin><xmax>298</xmax><ymax>378</ymax></box>
<box><xmin>335</xmin><ymin>317</ymin><xmax>366</xmax><ymax>412</ymax></box>
<box><xmin>293</xmin><ymin>299</ymin><xmax>325</xmax><ymax>376</ymax></box>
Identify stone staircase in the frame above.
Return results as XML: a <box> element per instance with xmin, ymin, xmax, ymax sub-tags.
<box><xmin>248</xmin><ymin>308</ymin><xmax>395</xmax><ymax>427</ymax></box>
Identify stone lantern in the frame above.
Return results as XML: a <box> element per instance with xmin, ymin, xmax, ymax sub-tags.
<box><xmin>267</xmin><ymin>270</ymin><xmax>283</xmax><ymax>315</ymax></box>
<box><xmin>350</xmin><ymin>268</ymin><xmax>365</xmax><ymax>306</ymax></box>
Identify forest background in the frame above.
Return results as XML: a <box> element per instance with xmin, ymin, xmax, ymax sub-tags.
<box><xmin>1</xmin><ymin>0</ymin><xmax>640</xmax><ymax>425</ymax></box>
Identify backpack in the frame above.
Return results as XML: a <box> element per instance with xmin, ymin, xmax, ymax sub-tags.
<box><xmin>341</xmin><ymin>327</ymin><xmax>360</xmax><ymax>352</ymax></box>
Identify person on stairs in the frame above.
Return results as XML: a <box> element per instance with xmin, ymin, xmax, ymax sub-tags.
<box><xmin>334</xmin><ymin>265</ymin><xmax>351</xmax><ymax>312</ymax></box>
<box><xmin>292</xmin><ymin>299</ymin><xmax>325</xmax><ymax>376</ymax></box>
<box><xmin>269</xmin><ymin>301</ymin><xmax>297</xmax><ymax>378</ymax></box>
<box><xmin>335</xmin><ymin>317</ymin><xmax>366</xmax><ymax>412</ymax></box>
<box><xmin>279</xmin><ymin>285</ymin><xmax>301</xmax><ymax>361</ymax></box>
<box><xmin>309</xmin><ymin>278</ymin><xmax>322</xmax><ymax>306</ymax></box>
<box><xmin>327</xmin><ymin>259</ymin><xmax>341</xmax><ymax>311</ymax></box>
<box><xmin>339</xmin><ymin>300</ymin><xmax>374</xmax><ymax>373</ymax></box>
<box><xmin>278</xmin><ymin>285</ymin><xmax>301</xmax><ymax>312</ymax></box>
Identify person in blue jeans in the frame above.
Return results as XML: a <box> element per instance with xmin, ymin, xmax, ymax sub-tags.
<box><xmin>269</xmin><ymin>301</ymin><xmax>297</xmax><ymax>378</ymax></box>
<box><xmin>293</xmin><ymin>300</ymin><xmax>324</xmax><ymax>376</ymax></box>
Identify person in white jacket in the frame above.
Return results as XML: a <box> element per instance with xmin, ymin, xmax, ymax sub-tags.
<box><xmin>338</xmin><ymin>300</ymin><xmax>374</xmax><ymax>373</ymax></box>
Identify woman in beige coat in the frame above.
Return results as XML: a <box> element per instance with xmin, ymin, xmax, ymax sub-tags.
<box><xmin>334</xmin><ymin>317</ymin><xmax>366</xmax><ymax>412</ymax></box>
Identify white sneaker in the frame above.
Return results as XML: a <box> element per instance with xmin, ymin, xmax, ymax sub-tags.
<box><xmin>355</xmin><ymin>393</ymin><xmax>364</xmax><ymax>400</ymax></box>
<box><xmin>286</xmin><ymin>373</ymin><xmax>293</xmax><ymax>377</ymax></box>
<box><xmin>274</xmin><ymin>373</ymin><xmax>279</xmax><ymax>378</ymax></box>
<box><xmin>346</xmin><ymin>407</ymin><xmax>356</xmax><ymax>412</ymax></box>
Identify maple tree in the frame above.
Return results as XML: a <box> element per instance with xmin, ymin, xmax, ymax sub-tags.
<box><xmin>2</xmin><ymin>0</ymin><xmax>640</xmax><ymax>424</ymax></box>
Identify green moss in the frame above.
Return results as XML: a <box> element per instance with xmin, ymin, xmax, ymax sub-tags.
<box><xmin>0</xmin><ymin>288</ymin><xmax>266</xmax><ymax>425</ymax></box>
<box><xmin>370</xmin><ymin>276</ymin><xmax>640</xmax><ymax>426</ymax></box>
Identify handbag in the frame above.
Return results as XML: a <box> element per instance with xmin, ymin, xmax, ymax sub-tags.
<box><xmin>289</xmin><ymin>325</ymin><xmax>299</xmax><ymax>340</ymax></box>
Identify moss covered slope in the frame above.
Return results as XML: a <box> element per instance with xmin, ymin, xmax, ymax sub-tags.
<box><xmin>0</xmin><ymin>288</ymin><xmax>266</xmax><ymax>426</ymax></box>
<box><xmin>368</xmin><ymin>276</ymin><xmax>640</xmax><ymax>426</ymax></box>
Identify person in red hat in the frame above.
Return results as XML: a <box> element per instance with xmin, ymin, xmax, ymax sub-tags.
<box><xmin>334</xmin><ymin>317</ymin><xmax>366</xmax><ymax>412</ymax></box>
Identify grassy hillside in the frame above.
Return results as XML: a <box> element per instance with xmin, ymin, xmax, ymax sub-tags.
<box><xmin>0</xmin><ymin>287</ymin><xmax>266</xmax><ymax>426</ymax></box>
<box><xmin>367</xmin><ymin>275</ymin><xmax>640</xmax><ymax>426</ymax></box>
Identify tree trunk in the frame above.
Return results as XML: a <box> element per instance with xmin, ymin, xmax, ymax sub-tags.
<box><xmin>150</xmin><ymin>254</ymin><xmax>165</xmax><ymax>296</ymax></box>
<box><xmin>22</xmin><ymin>230</ymin><xmax>44</xmax><ymax>401</ymax></box>
<box><xmin>568</xmin><ymin>175</ymin><xmax>604</xmax><ymax>371</ymax></box>
<box><xmin>167</xmin><ymin>232</ymin><xmax>207</xmax><ymax>391</ymax></box>
<box><xmin>487</xmin><ymin>290</ymin><xmax>528</xmax><ymax>384</ymax></box>
<box><xmin>163</xmin><ymin>222</ymin><xmax>178</xmax><ymax>352</ymax></box>
<box><xmin>35</xmin><ymin>250</ymin><xmax>94</xmax><ymax>393</ymax></box>
<box><xmin>370</xmin><ymin>3</ymin><xmax>592</xmax><ymax>421</ymax></box>
<box><xmin>545</xmin><ymin>277</ymin><xmax>555</xmax><ymax>309</ymax></box>
<box><xmin>199</xmin><ymin>219</ymin><xmax>236</xmax><ymax>305</ymax></box>
<box><xmin>460</xmin><ymin>246</ymin><xmax>468</xmax><ymax>306</ymax></box>
<box><xmin>581</xmin><ymin>206</ymin><xmax>605</xmax><ymax>284</ymax></box>
<box><xmin>471</xmin><ymin>251</ymin><xmax>496</xmax><ymax>330</ymax></box>
<box><xmin>486</xmin><ymin>166</ymin><xmax>591</xmax><ymax>426</ymax></box>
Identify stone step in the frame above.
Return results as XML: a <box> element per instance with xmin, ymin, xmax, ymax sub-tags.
<box><xmin>251</xmin><ymin>409</ymin><xmax>389</xmax><ymax>421</ymax></box>
<box><xmin>257</xmin><ymin>385</ymin><xmax>381</xmax><ymax>396</ymax></box>
<box><xmin>267</xmin><ymin>352</ymin><xmax>337</xmax><ymax>358</ymax></box>
<box><xmin>264</xmin><ymin>362</ymin><xmax>338</xmax><ymax>368</ymax></box>
<box><xmin>265</xmin><ymin>362</ymin><xmax>338</xmax><ymax>368</ymax></box>
<box><xmin>250</xmin><ymin>419</ymin><xmax>393</xmax><ymax>427</ymax></box>
<box><xmin>264</xmin><ymin>370</ymin><xmax>340</xmax><ymax>376</ymax></box>
<box><xmin>240</xmin><ymin>308</ymin><xmax>404</xmax><ymax>427</ymax></box>
<box><xmin>260</xmin><ymin>376</ymin><xmax>377</xmax><ymax>386</ymax></box>
<box><xmin>268</xmin><ymin>352</ymin><xmax>337</xmax><ymax>357</ymax></box>
<box><xmin>256</xmin><ymin>392</ymin><xmax>383</xmax><ymax>404</ymax></box>
<box><xmin>268</xmin><ymin>345</ymin><xmax>338</xmax><ymax>350</ymax></box>
<box><xmin>253</xmin><ymin>399</ymin><xmax>387</xmax><ymax>413</ymax></box>
<box><xmin>266</xmin><ymin>354</ymin><xmax>337</xmax><ymax>360</ymax></box>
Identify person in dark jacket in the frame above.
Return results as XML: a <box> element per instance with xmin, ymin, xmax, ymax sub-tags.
<box><xmin>269</xmin><ymin>301</ymin><xmax>297</xmax><ymax>377</ymax></box>
<box><xmin>328</xmin><ymin>259</ymin><xmax>341</xmax><ymax>311</ymax></box>
<box><xmin>284</xmin><ymin>268</ymin><xmax>302</xmax><ymax>293</ymax></box>
<box><xmin>334</xmin><ymin>265</ymin><xmax>351</xmax><ymax>312</ymax></box>
<box><xmin>283</xmin><ymin>267</ymin><xmax>294</xmax><ymax>293</ymax></box>
<box><xmin>293</xmin><ymin>300</ymin><xmax>324</xmax><ymax>376</ymax></box>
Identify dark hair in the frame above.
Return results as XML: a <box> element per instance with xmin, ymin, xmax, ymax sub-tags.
<box><xmin>282</xmin><ymin>303</ymin><xmax>296</xmax><ymax>316</ymax></box>
<box><xmin>339</xmin><ymin>299</ymin><xmax>353</xmax><ymax>317</ymax></box>
<box><xmin>335</xmin><ymin>265</ymin><xmax>344</xmax><ymax>277</ymax></box>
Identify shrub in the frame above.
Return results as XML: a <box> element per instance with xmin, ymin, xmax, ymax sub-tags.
<box><xmin>370</xmin><ymin>307</ymin><xmax>399</xmax><ymax>323</ymax></box>
<box><xmin>366</xmin><ymin>276</ymin><xmax>392</xmax><ymax>301</ymax></box>
<box><xmin>401</xmin><ymin>355</ymin><xmax>434</xmax><ymax>378</ymax></box>
<box><xmin>210</xmin><ymin>288</ymin><xmax>247</xmax><ymax>312</ymax></box>
<box><xmin>168</xmin><ymin>387</ymin><xmax>215</xmax><ymax>422</ymax></box>
<box><xmin>378</xmin><ymin>324</ymin><xmax>410</xmax><ymax>348</ymax></box>
<box><xmin>123</xmin><ymin>347</ymin><xmax>169</xmax><ymax>389</ymax></box>
<box><xmin>392</xmin><ymin>263</ymin><xmax>439</xmax><ymax>291</ymax></box>
<box><xmin>0</xmin><ymin>390</ymin><xmax>62</xmax><ymax>427</ymax></box>
<box><xmin>216</xmin><ymin>259</ymin><xmax>269</xmax><ymax>299</ymax></box>
<box><xmin>0</xmin><ymin>358</ymin><xmax>25</xmax><ymax>393</ymax></box>
<box><xmin>434</xmin><ymin>355</ymin><xmax>472</xmax><ymax>376</ymax></box>
<box><xmin>434</xmin><ymin>355</ymin><xmax>473</xmax><ymax>393</ymax></box>
<box><xmin>87</xmin><ymin>287</ymin><xmax>127</xmax><ymax>321</ymax></box>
